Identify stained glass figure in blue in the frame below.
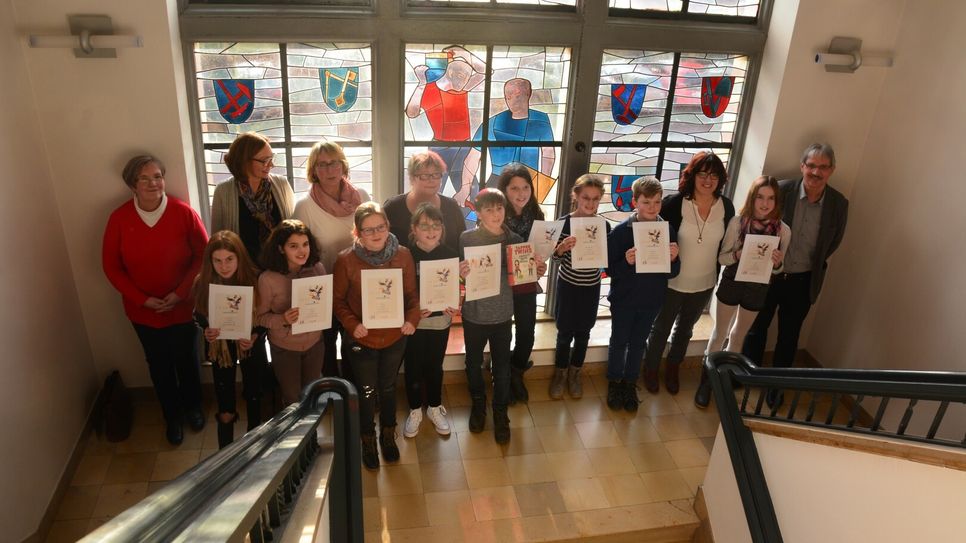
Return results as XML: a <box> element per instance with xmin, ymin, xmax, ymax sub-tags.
<box><xmin>406</xmin><ymin>46</ymin><xmax>487</xmax><ymax>207</ymax></box>
<box><xmin>464</xmin><ymin>78</ymin><xmax>556</xmax><ymax>191</ymax></box>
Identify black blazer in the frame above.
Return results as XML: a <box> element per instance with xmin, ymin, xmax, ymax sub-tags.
<box><xmin>779</xmin><ymin>178</ymin><xmax>849</xmax><ymax>303</ymax></box>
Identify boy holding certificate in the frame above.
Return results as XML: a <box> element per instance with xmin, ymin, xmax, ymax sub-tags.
<box><xmin>605</xmin><ymin>178</ymin><xmax>680</xmax><ymax>412</ymax></box>
<box><xmin>458</xmin><ymin>189</ymin><xmax>522</xmax><ymax>445</ymax></box>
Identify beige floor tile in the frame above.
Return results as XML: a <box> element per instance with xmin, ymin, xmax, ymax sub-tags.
<box><xmin>54</xmin><ymin>485</ymin><xmax>101</xmax><ymax>521</ymax></box>
<box><xmin>360</xmin><ymin>466</ymin><xmax>379</xmax><ymax>497</ymax></box>
<box><xmin>44</xmin><ymin>519</ymin><xmax>90</xmax><ymax>543</ymax></box>
<box><xmin>526</xmin><ymin>400</ymin><xmax>573</xmax><ymax>427</ymax></box>
<box><xmin>199</xmin><ymin>448</ymin><xmax>219</xmax><ymax>462</ymax></box>
<box><xmin>420</xmin><ymin>460</ymin><xmax>468</xmax><ymax>493</ymax></box>
<box><xmin>597</xmin><ymin>473</ymin><xmax>653</xmax><ymax>506</ymax></box>
<box><xmin>664</xmin><ymin>438</ymin><xmax>711</xmax><ymax>468</ymax></box>
<box><xmin>91</xmin><ymin>482</ymin><xmax>149</xmax><ymax>518</ymax></box>
<box><xmin>571</xmin><ymin>500</ymin><xmax>697</xmax><ymax>537</ymax></box>
<box><xmin>132</xmin><ymin>401</ymin><xmax>166</xmax><ymax>426</ymax></box>
<box><xmin>685</xmin><ymin>410</ymin><xmax>721</xmax><ymax>438</ymax></box>
<box><xmin>651</xmin><ymin>413</ymin><xmax>699</xmax><ymax>441</ymax></box>
<box><xmin>534</xmin><ymin>425</ymin><xmax>583</xmax><ymax>453</ymax></box>
<box><xmin>457</xmin><ymin>430</ymin><xmax>503</xmax><ymax>460</ymax></box>
<box><xmin>500</xmin><ymin>426</ymin><xmax>545</xmax><ymax>457</ymax></box>
<box><xmin>424</xmin><ymin>489</ymin><xmax>476</xmax><ymax>527</ymax></box>
<box><xmin>157</xmin><ymin>424</ymin><xmax>206</xmax><ymax>451</ymax></box>
<box><xmin>104</xmin><ymin>452</ymin><xmax>157</xmax><ymax>485</ymax></box>
<box><xmin>463</xmin><ymin>457</ymin><xmax>512</xmax><ymax>489</ymax></box>
<box><xmin>448</xmin><ymin>405</ymin><xmax>490</xmax><ymax>433</ymax></box>
<box><xmin>640</xmin><ymin>392</ymin><xmax>684</xmax><ymax>417</ymax></box>
<box><xmin>70</xmin><ymin>455</ymin><xmax>112</xmax><ymax>486</ymax></box>
<box><xmin>612</xmin><ymin>416</ymin><xmax>663</xmax><ymax>445</ymax></box>
<box><xmin>640</xmin><ymin>469</ymin><xmax>694</xmax><ymax>501</ymax></box>
<box><xmin>585</xmin><ymin>446</ymin><xmax>637</xmax><ymax>476</ymax></box>
<box><xmin>413</xmin><ymin>432</ymin><xmax>461</xmax><ymax>463</ymax></box>
<box><xmin>627</xmin><ymin>442</ymin><xmax>677</xmax><ymax>472</ymax></box>
<box><xmin>146</xmin><ymin>481</ymin><xmax>168</xmax><ymax>496</ymax></box>
<box><xmin>506</xmin><ymin>402</ymin><xmax>534</xmax><ymax>428</ymax></box>
<box><xmin>470</xmin><ymin>485</ymin><xmax>521</xmax><ymax>521</ymax></box>
<box><xmin>114</xmin><ymin>424</ymin><xmax>164</xmax><ymax>454</ymax></box>
<box><xmin>366</xmin><ymin>522</ymin><xmax>478</xmax><ymax>543</ymax></box>
<box><xmin>151</xmin><ymin>449</ymin><xmax>201</xmax><ymax>481</ymax></box>
<box><xmin>82</xmin><ymin>433</ymin><xmax>116</xmax><ymax>456</ymax></box>
<box><xmin>512</xmin><ymin>482</ymin><xmax>567</xmax><ymax>517</ymax></box>
<box><xmin>376</xmin><ymin>493</ymin><xmax>431</xmax><ymax>530</ymax></box>
<box><xmin>563</xmin><ymin>396</ymin><xmax>610</xmax><ymax>423</ymax></box>
<box><xmin>511</xmin><ymin>511</ymin><xmax>582</xmax><ymax>541</ymax></box>
<box><xmin>574</xmin><ymin>420</ymin><xmax>622</xmax><ymax>449</ymax></box>
<box><xmin>545</xmin><ymin>450</ymin><xmax>595</xmax><ymax>480</ymax></box>
<box><xmin>557</xmin><ymin>477</ymin><xmax>611</xmax><ymax>512</ymax></box>
<box><xmin>526</xmin><ymin>379</ymin><xmax>553</xmax><ymax>402</ymax></box>
<box><xmin>678</xmin><ymin>466</ymin><xmax>708</xmax><ymax>494</ymax></box>
<box><xmin>390</xmin><ymin>431</ymin><xmax>420</xmax><ymax>465</ymax></box>
<box><xmin>504</xmin><ymin>453</ymin><xmax>556</xmax><ymax>485</ymax></box>
<box><xmin>363</xmin><ymin>496</ymin><xmax>382</xmax><ymax>532</ymax></box>
<box><xmin>374</xmin><ymin>463</ymin><xmax>423</xmax><ymax>496</ymax></box>
<box><xmin>87</xmin><ymin>516</ymin><xmax>112</xmax><ymax>532</ymax></box>
<box><xmin>445</xmin><ymin>384</ymin><xmax>473</xmax><ymax>407</ymax></box>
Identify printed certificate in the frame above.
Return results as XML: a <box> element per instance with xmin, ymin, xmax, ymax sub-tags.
<box><xmin>419</xmin><ymin>258</ymin><xmax>460</xmax><ymax>312</ymax></box>
<box><xmin>735</xmin><ymin>234</ymin><xmax>780</xmax><ymax>284</ymax></box>
<box><xmin>360</xmin><ymin>268</ymin><xmax>404</xmax><ymax>329</ymax></box>
<box><xmin>506</xmin><ymin>242</ymin><xmax>539</xmax><ymax>286</ymax></box>
<box><xmin>570</xmin><ymin>216</ymin><xmax>608</xmax><ymax>270</ymax></box>
<box><xmin>528</xmin><ymin>220</ymin><xmax>565</xmax><ymax>259</ymax></box>
<box><xmin>632</xmin><ymin>221</ymin><xmax>671</xmax><ymax>274</ymax></box>
<box><xmin>291</xmin><ymin>275</ymin><xmax>333</xmax><ymax>334</ymax></box>
<box><xmin>208</xmin><ymin>284</ymin><xmax>253</xmax><ymax>340</ymax></box>
<box><xmin>464</xmin><ymin>243</ymin><xmax>502</xmax><ymax>301</ymax></box>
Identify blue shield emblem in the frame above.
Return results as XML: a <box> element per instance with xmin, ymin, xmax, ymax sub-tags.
<box><xmin>610</xmin><ymin>175</ymin><xmax>636</xmax><ymax>211</ymax></box>
<box><xmin>701</xmin><ymin>76</ymin><xmax>734</xmax><ymax>119</ymax></box>
<box><xmin>611</xmin><ymin>84</ymin><xmax>647</xmax><ymax>125</ymax></box>
<box><xmin>322</xmin><ymin>67</ymin><xmax>360</xmax><ymax>113</ymax></box>
<box><xmin>214</xmin><ymin>79</ymin><xmax>255</xmax><ymax>124</ymax></box>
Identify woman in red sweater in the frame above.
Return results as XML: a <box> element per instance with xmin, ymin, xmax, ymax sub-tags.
<box><xmin>333</xmin><ymin>202</ymin><xmax>420</xmax><ymax>470</ymax></box>
<box><xmin>102</xmin><ymin>155</ymin><xmax>209</xmax><ymax>446</ymax></box>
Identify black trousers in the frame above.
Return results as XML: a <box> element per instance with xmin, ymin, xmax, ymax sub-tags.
<box><xmin>132</xmin><ymin>321</ymin><xmax>202</xmax><ymax>425</ymax></box>
<box><xmin>742</xmin><ymin>272</ymin><xmax>812</xmax><ymax>368</ymax></box>
<box><xmin>403</xmin><ymin>327</ymin><xmax>449</xmax><ymax>409</ymax></box>
<box><xmin>463</xmin><ymin>320</ymin><xmax>512</xmax><ymax>409</ymax></box>
<box><xmin>348</xmin><ymin>337</ymin><xmax>407</xmax><ymax>436</ymax></box>
<box><xmin>643</xmin><ymin>287</ymin><xmax>714</xmax><ymax>370</ymax></box>
<box><xmin>209</xmin><ymin>340</ymin><xmax>267</xmax><ymax>429</ymax></box>
<box><xmin>511</xmin><ymin>292</ymin><xmax>537</xmax><ymax>370</ymax></box>
<box><xmin>321</xmin><ymin>318</ymin><xmax>348</xmax><ymax>378</ymax></box>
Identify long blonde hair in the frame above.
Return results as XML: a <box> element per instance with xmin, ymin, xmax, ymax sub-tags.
<box><xmin>569</xmin><ymin>174</ymin><xmax>605</xmax><ymax>212</ymax></box>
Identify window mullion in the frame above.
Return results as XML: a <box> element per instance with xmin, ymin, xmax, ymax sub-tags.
<box><xmin>655</xmin><ymin>51</ymin><xmax>682</xmax><ymax>183</ymax></box>
<box><xmin>280</xmin><ymin>43</ymin><xmax>294</xmax><ymax>188</ymax></box>
<box><xmin>479</xmin><ymin>45</ymin><xmax>494</xmax><ymax>188</ymax></box>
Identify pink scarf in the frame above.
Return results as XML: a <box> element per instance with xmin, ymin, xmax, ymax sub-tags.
<box><xmin>310</xmin><ymin>178</ymin><xmax>363</xmax><ymax>217</ymax></box>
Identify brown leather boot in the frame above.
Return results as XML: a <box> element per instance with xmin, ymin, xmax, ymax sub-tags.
<box><xmin>643</xmin><ymin>368</ymin><xmax>660</xmax><ymax>394</ymax></box>
<box><xmin>664</xmin><ymin>363</ymin><xmax>680</xmax><ymax>395</ymax></box>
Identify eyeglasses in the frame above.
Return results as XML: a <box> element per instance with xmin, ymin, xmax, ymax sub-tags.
<box><xmin>314</xmin><ymin>160</ymin><xmax>343</xmax><ymax>170</ymax></box>
<box><xmin>414</xmin><ymin>172</ymin><xmax>444</xmax><ymax>182</ymax></box>
<box><xmin>804</xmin><ymin>162</ymin><xmax>833</xmax><ymax>172</ymax></box>
<box><xmin>360</xmin><ymin>223</ymin><xmax>388</xmax><ymax>237</ymax></box>
<box><xmin>695</xmin><ymin>172</ymin><xmax>720</xmax><ymax>182</ymax></box>
<box><xmin>136</xmin><ymin>174</ymin><xmax>164</xmax><ymax>185</ymax></box>
<box><xmin>416</xmin><ymin>223</ymin><xmax>443</xmax><ymax>232</ymax></box>
<box><xmin>252</xmin><ymin>155</ymin><xmax>276</xmax><ymax>166</ymax></box>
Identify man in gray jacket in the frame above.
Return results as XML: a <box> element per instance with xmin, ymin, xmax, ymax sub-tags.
<box><xmin>741</xmin><ymin>143</ymin><xmax>849</xmax><ymax>405</ymax></box>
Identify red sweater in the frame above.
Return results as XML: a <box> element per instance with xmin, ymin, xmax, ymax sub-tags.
<box><xmin>102</xmin><ymin>197</ymin><xmax>208</xmax><ymax>328</ymax></box>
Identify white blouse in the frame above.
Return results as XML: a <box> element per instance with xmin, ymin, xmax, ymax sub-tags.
<box><xmin>669</xmin><ymin>197</ymin><xmax>726</xmax><ymax>293</ymax></box>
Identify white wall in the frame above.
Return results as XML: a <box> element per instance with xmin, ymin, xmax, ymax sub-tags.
<box><xmin>0</xmin><ymin>0</ymin><xmax>98</xmax><ymax>539</ymax></box>
<box><xmin>14</xmin><ymin>0</ymin><xmax>199</xmax><ymax>388</ymax></box>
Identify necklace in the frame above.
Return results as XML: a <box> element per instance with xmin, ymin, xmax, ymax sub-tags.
<box><xmin>691</xmin><ymin>199</ymin><xmax>709</xmax><ymax>244</ymax></box>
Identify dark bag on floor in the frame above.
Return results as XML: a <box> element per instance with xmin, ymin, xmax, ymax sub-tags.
<box><xmin>93</xmin><ymin>370</ymin><xmax>134</xmax><ymax>442</ymax></box>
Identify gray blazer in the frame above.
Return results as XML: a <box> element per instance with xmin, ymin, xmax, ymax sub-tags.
<box><xmin>779</xmin><ymin>177</ymin><xmax>848</xmax><ymax>303</ymax></box>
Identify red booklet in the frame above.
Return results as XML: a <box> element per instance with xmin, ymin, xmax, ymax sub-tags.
<box><xmin>506</xmin><ymin>242</ymin><xmax>539</xmax><ymax>286</ymax></box>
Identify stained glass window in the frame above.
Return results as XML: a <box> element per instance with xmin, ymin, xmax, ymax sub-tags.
<box><xmin>609</xmin><ymin>0</ymin><xmax>759</xmax><ymax>19</ymax></box>
<box><xmin>414</xmin><ymin>0</ymin><xmax>576</xmax><ymax>6</ymax></box>
<box><xmin>404</xmin><ymin>44</ymin><xmax>570</xmax><ymax>229</ymax></box>
<box><xmin>194</xmin><ymin>42</ymin><xmax>372</xmax><ymax>201</ymax></box>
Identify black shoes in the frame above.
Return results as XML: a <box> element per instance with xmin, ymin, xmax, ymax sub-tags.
<box><xmin>643</xmin><ymin>369</ymin><xmax>660</xmax><ymax>394</ymax></box>
<box><xmin>379</xmin><ymin>426</ymin><xmax>400</xmax><ymax>463</ymax></box>
<box><xmin>469</xmin><ymin>398</ymin><xmax>487</xmax><ymax>433</ymax></box>
<box><xmin>509</xmin><ymin>363</ymin><xmax>531</xmax><ymax>405</ymax></box>
<box><xmin>622</xmin><ymin>383</ymin><xmax>640</xmax><ymax>413</ymax></box>
<box><xmin>166</xmin><ymin>422</ymin><xmax>184</xmax><ymax>446</ymax></box>
<box><xmin>361</xmin><ymin>434</ymin><xmax>379</xmax><ymax>470</ymax></box>
<box><xmin>694</xmin><ymin>371</ymin><xmax>712</xmax><ymax>409</ymax></box>
<box><xmin>664</xmin><ymin>364</ymin><xmax>680</xmax><ymax>395</ymax></box>
<box><xmin>606</xmin><ymin>381</ymin><xmax>624</xmax><ymax>410</ymax></box>
<box><xmin>493</xmin><ymin>409</ymin><xmax>511</xmax><ymax>445</ymax></box>
<box><xmin>186</xmin><ymin>408</ymin><xmax>205</xmax><ymax>432</ymax></box>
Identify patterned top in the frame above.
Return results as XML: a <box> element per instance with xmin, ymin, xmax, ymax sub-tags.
<box><xmin>552</xmin><ymin>213</ymin><xmax>611</xmax><ymax>287</ymax></box>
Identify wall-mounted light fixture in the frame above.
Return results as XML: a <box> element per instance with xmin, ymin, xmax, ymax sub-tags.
<box><xmin>814</xmin><ymin>37</ymin><xmax>894</xmax><ymax>73</ymax></box>
<box><xmin>27</xmin><ymin>15</ymin><xmax>142</xmax><ymax>59</ymax></box>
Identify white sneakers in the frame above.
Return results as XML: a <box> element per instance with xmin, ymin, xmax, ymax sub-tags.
<box><xmin>403</xmin><ymin>408</ymin><xmax>423</xmax><ymax>438</ymax></box>
<box><xmin>404</xmin><ymin>405</ymin><xmax>451</xmax><ymax>437</ymax></box>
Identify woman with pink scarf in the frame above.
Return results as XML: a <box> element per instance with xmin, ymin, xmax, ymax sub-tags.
<box><xmin>293</xmin><ymin>141</ymin><xmax>371</xmax><ymax>376</ymax></box>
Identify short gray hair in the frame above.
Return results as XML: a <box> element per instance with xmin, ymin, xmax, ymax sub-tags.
<box><xmin>801</xmin><ymin>143</ymin><xmax>836</xmax><ymax>167</ymax></box>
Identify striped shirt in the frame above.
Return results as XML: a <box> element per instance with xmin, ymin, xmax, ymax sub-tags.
<box><xmin>552</xmin><ymin>213</ymin><xmax>611</xmax><ymax>287</ymax></box>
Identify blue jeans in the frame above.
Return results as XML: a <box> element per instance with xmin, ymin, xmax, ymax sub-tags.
<box><xmin>607</xmin><ymin>306</ymin><xmax>661</xmax><ymax>382</ymax></box>
<box><xmin>463</xmin><ymin>320</ymin><xmax>512</xmax><ymax>409</ymax></box>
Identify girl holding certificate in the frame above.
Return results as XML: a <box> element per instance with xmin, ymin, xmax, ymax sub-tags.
<box><xmin>192</xmin><ymin>231</ymin><xmax>266</xmax><ymax>449</ymax></box>
<box><xmin>696</xmin><ymin>176</ymin><xmax>789</xmax><ymax>408</ymax></box>
<box><xmin>256</xmin><ymin>220</ymin><xmax>326</xmax><ymax>407</ymax></box>
<box><xmin>497</xmin><ymin>164</ymin><xmax>548</xmax><ymax>405</ymax></box>
<box><xmin>549</xmin><ymin>174</ymin><xmax>610</xmax><ymax>400</ymax></box>
<box><xmin>402</xmin><ymin>203</ymin><xmax>459</xmax><ymax>439</ymax></box>
<box><xmin>333</xmin><ymin>203</ymin><xmax>420</xmax><ymax>470</ymax></box>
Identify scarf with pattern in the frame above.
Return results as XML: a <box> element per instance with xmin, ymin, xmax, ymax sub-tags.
<box><xmin>238</xmin><ymin>178</ymin><xmax>277</xmax><ymax>241</ymax></box>
<box><xmin>353</xmin><ymin>232</ymin><xmax>400</xmax><ymax>266</ymax></box>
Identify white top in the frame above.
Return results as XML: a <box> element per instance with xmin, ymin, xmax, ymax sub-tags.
<box><xmin>669</xmin><ymin>197</ymin><xmax>726</xmax><ymax>293</ymax></box>
<box><xmin>292</xmin><ymin>188</ymin><xmax>371</xmax><ymax>272</ymax></box>
<box><xmin>134</xmin><ymin>194</ymin><xmax>168</xmax><ymax>228</ymax></box>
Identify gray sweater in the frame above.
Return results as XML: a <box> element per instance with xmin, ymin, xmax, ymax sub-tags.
<box><xmin>210</xmin><ymin>175</ymin><xmax>296</xmax><ymax>234</ymax></box>
<box><xmin>459</xmin><ymin>227</ymin><xmax>522</xmax><ymax>325</ymax></box>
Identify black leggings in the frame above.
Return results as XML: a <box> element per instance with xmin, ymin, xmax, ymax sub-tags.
<box><xmin>348</xmin><ymin>337</ymin><xmax>407</xmax><ymax>436</ymax></box>
<box><xmin>403</xmin><ymin>327</ymin><xmax>449</xmax><ymax>409</ymax></box>
<box><xmin>209</xmin><ymin>339</ymin><xmax>267</xmax><ymax>429</ymax></box>
<box><xmin>132</xmin><ymin>322</ymin><xmax>202</xmax><ymax>425</ymax></box>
